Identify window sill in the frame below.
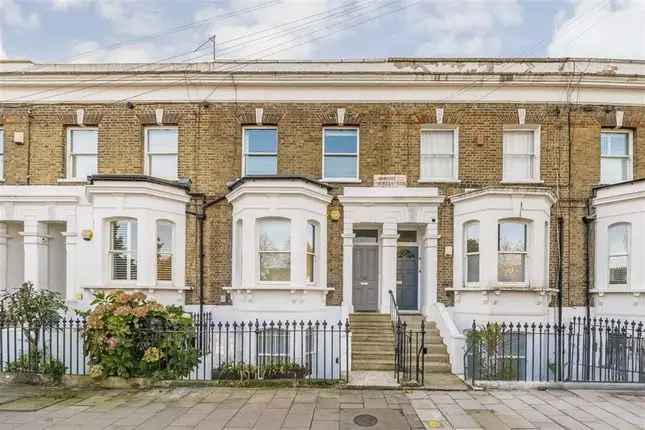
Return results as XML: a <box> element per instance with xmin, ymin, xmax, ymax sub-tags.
<box><xmin>418</xmin><ymin>178</ymin><xmax>460</xmax><ymax>184</ymax></box>
<box><xmin>501</xmin><ymin>179</ymin><xmax>544</xmax><ymax>185</ymax></box>
<box><xmin>320</xmin><ymin>178</ymin><xmax>362</xmax><ymax>184</ymax></box>
<box><xmin>224</xmin><ymin>286</ymin><xmax>334</xmax><ymax>293</ymax></box>
<box><xmin>447</xmin><ymin>286</ymin><xmax>557</xmax><ymax>293</ymax></box>
<box><xmin>590</xmin><ymin>288</ymin><xmax>643</xmax><ymax>294</ymax></box>
<box><xmin>86</xmin><ymin>284</ymin><xmax>191</xmax><ymax>291</ymax></box>
<box><xmin>57</xmin><ymin>178</ymin><xmax>89</xmax><ymax>184</ymax></box>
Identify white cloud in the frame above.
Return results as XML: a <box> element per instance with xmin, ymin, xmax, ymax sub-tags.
<box><xmin>193</xmin><ymin>0</ymin><xmax>362</xmax><ymax>60</ymax></box>
<box><xmin>69</xmin><ymin>40</ymin><xmax>161</xmax><ymax>63</ymax></box>
<box><xmin>407</xmin><ymin>0</ymin><xmax>522</xmax><ymax>57</ymax></box>
<box><xmin>547</xmin><ymin>0</ymin><xmax>645</xmax><ymax>59</ymax></box>
<box><xmin>0</xmin><ymin>0</ymin><xmax>40</xmax><ymax>29</ymax></box>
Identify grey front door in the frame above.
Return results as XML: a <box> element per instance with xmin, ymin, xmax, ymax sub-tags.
<box><xmin>353</xmin><ymin>246</ymin><xmax>379</xmax><ymax>311</ymax></box>
<box><xmin>396</xmin><ymin>246</ymin><xmax>419</xmax><ymax>311</ymax></box>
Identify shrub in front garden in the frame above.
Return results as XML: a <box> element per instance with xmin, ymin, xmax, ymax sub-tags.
<box><xmin>82</xmin><ymin>291</ymin><xmax>199</xmax><ymax>380</ymax></box>
<box><xmin>212</xmin><ymin>361</ymin><xmax>310</xmax><ymax>380</ymax></box>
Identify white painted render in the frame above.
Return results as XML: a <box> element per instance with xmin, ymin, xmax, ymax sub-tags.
<box><xmin>1</xmin><ymin>58</ymin><xmax>644</xmax><ymax>105</ymax></box>
<box><xmin>449</xmin><ymin>187</ymin><xmax>557</xmax><ymax>330</ymax></box>
<box><xmin>592</xmin><ymin>179</ymin><xmax>645</xmax><ymax>320</ymax></box>
<box><xmin>225</xmin><ymin>178</ymin><xmax>335</xmax><ymax>320</ymax></box>
<box><xmin>338</xmin><ymin>186</ymin><xmax>443</xmax><ymax>318</ymax></box>
<box><xmin>0</xmin><ymin>180</ymin><xmax>190</xmax><ymax>305</ymax></box>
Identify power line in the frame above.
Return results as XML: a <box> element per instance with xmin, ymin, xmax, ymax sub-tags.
<box><xmin>3</xmin><ymin>0</ymin><xmax>382</xmax><ymax>103</ymax></box>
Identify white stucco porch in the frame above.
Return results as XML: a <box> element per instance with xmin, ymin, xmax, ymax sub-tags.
<box><xmin>338</xmin><ymin>186</ymin><xmax>443</xmax><ymax>318</ymax></box>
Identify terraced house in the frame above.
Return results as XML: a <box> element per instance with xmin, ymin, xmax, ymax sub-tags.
<box><xmin>1</xmin><ymin>58</ymin><xmax>644</xmax><ymax>374</ymax></box>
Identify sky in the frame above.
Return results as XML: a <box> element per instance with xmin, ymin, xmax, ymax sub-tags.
<box><xmin>0</xmin><ymin>0</ymin><xmax>643</xmax><ymax>64</ymax></box>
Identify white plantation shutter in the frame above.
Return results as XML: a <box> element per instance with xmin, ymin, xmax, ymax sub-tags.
<box><xmin>110</xmin><ymin>220</ymin><xmax>137</xmax><ymax>281</ymax></box>
<box><xmin>421</xmin><ymin>130</ymin><xmax>455</xmax><ymax>180</ymax></box>
<box><xmin>503</xmin><ymin>130</ymin><xmax>535</xmax><ymax>181</ymax></box>
<box><xmin>156</xmin><ymin>221</ymin><xmax>174</xmax><ymax>281</ymax></box>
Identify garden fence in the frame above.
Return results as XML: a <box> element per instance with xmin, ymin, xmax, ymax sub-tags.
<box><xmin>0</xmin><ymin>316</ymin><xmax>350</xmax><ymax>382</ymax></box>
<box><xmin>465</xmin><ymin>317</ymin><xmax>645</xmax><ymax>385</ymax></box>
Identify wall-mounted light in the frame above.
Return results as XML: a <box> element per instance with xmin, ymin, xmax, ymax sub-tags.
<box><xmin>329</xmin><ymin>208</ymin><xmax>341</xmax><ymax>222</ymax></box>
<box><xmin>81</xmin><ymin>229</ymin><xmax>93</xmax><ymax>241</ymax></box>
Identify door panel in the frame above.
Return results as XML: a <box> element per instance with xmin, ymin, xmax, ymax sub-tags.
<box><xmin>397</xmin><ymin>246</ymin><xmax>419</xmax><ymax>311</ymax></box>
<box><xmin>353</xmin><ymin>246</ymin><xmax>379</xmax><ymax>311</ymax></box>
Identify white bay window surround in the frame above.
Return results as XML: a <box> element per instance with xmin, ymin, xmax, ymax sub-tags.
<box><xmin>450</xmin><ymin>187</ymin><xmax>556</xmax><ymax>327</ymax></box>
<box><xmin>226</xmin><ymin>177</ymin><xmax>332</xmax><ymax>311</ymax></box>
<box><xmin>592</xmin><ymin>179</ymin><xmax>645</xmax><ymax>319</ymax></box>
<box><xmin>420</xmin><ymin>127</ymin><xmax>459</xmax><ymax>182</ymax></box>
<box><xmin>502</xmin><ymin>126</ymin><xmax>541</xmax><ymax>183</ymax></box>
<box><xmin>0</xmin><ymin>176</ymin><xmax>190</xmax><ymax>305</ymax></box>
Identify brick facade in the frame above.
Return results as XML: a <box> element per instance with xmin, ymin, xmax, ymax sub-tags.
<box><xmin>1</xmin><ymin>102</ymin><xmax>643</xmax><ymax>308</ymax></box>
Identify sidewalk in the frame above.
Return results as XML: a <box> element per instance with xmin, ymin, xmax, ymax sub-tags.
<box><xmin>0</xmin><ymin>382</ymin><xmax>644</xmax><ymax>429</ymax></box>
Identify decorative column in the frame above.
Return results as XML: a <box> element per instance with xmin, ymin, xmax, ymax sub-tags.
<box><xmin>341</xmin><ymin>221</ymin><xmax>354</xmax><ymax>318</ymax></box>
<box><xmin>423</xmin><ymin>221</ymin><xmax>440</xmax><ymax>316</ymax></box>
<box><xmin>21</xmin><ymin>220</ymin><xmax>49</xmax><ymax>289</ymax></box>
<box><xmin>61</xmin><ymin>231</ymin><xmax>78</xmax><ymax>301</ymax></box>
<box><xmin>380</xmin><ymin>223</ymin><xmax>398</xmax><ymax>313</ymax></box>
<box><xmin>0</xmin><ymin>223</ymin><xmax>8</xmax><ymax>291</ymax></box>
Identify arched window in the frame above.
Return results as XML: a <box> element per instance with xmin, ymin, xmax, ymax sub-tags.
<box><xmin>156</xmin><ymin>220</ymin><xmax>174</xmax><ymax>282</ymax></box>
<box><xmin>608</xmin><ymin>223</ymin><xmax>630</xmax><ymax>286</ymax></box>
<box><xmin>498</xmin><ymin>221</ymin><xmax>528</xmax><ymax>283</ymax></box>
<box><xmin>306</xmin><ymin>222</ymin><xmax>318</xmax><ymax>283</ymax></box>
<box><xmin>109</xmin><ymin>219</ymin><xmax>137</xmax><ymax>281</ymax></box>
<box><xmin>258</xmin><ymin>218</ymin><xmax>291</xmax><ymax>282</ymax></box>
<box><xmin>464</xmin><ymin>221</ymin><xmax>480</xmax><ymax>285</ymax></box>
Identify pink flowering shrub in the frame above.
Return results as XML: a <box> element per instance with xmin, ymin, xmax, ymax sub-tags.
<box><xmin>82</xmin><ymin>291</ymin><xmax>199</xmax><ymax>379</ymax></box>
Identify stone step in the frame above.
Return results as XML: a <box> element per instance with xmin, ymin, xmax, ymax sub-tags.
<box><xmin>352</xmin><ymin>351</ymin><xmax>396</xmax><ymax>360</ymax></box>
<box><xmin>350</xmin><ymin>314</ymin><xmax>391</xmax><ymax>322</ymax></box>
<box><xmin>352</xmin><ymin>360</ymin><xmax>394</xmax><ymax>371</ymax></box>
<box><xmin>425</xmin><ymin>353</ymin><xmax>451</xmax><ymax>364</ymax></box>
<box><xmin>424</xmin><ymin>362</ymin><xmax>452</xmax><ymax>373</ymax></box>
<box><xmin>351</xmin><ymin>335</ymin><xmax>394</xmax><ymax>343</ymax></box>
<box><xmin>351</xmin><ymin>342</ymin><xmax>396</xmax><ymax>352</ymax></box>
<box><xmin>426</xmin><ymin>344</ymin><xmax>448</xmax><ymax>354</ymax></box>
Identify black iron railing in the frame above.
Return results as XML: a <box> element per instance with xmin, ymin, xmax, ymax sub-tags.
<box><xmin>389</xmin><ymin>290</ymin><xmax>425</xmax><ymax>385</ymax></box>
<box><xmin>465</xmin><ymin>317</ymin><xmax>645</xmax><ymax>385</ymax></box>
<box><xmin>0</xmin><ymin>316</ymin><xmax>350</xmax><ymax>382</ymax></box>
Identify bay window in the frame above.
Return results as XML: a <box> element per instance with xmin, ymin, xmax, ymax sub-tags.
<box><xmin>67</xmin><ymin>128</ymin><xmax>98</xmax><ymax>180</ymax></box>
<box><xmin>464</xmin><ymin>221</ymin><xmax>480</xmax><ymax>285</ymax></box>
<box><xmin>420</xmin><ymin>128</ymin><xmax>458</xmax><ymax>181</ymax></box>
<box><xmin>498</xmin><ymin>221</ymin><xmax>528</xmax><ymax>283</ymax></box>
<box><xmin>109</xmin><ymin>219</ymin><xmax>138</xmax><ymax>281</ymax></box>
<box><xmin>0</xmin><ymin>128</ymin><xmax>4</xmax><ymax>179</ymax></box>
<box><xmin>258</xmin><ymin>219</ymin><xmax>291</xmax><ymax>282</ymax></box>
<box><xmin>145</xmin><ymin>127</ymin><xmax>178</xmax><ymax>179</ymax></box>
<box><xmin>323</xmin><ymin>128</ymin><xmax>359</xmax><ymax>181</ymax></box>
<box><xmin>503</xmin><ymin>129</ymin><xmax>539</xmax><ymax>182</ymax></box>
<box><xmin>601</xmin><ymin>130</ymin><xmax>632</xmax><ymax>184</ymax></box>
<box><xmin>156</xmin><ymin>220</ymin><xmax>174</xmax><ymax>282</ymax></box>
<box><xmin>243</xmin><ymin>127</ymin><xmax>278</xmax><ymax>175</ymax></box>
<box><xmin>608</xmin><ymin>223</ymin><xmax>630</xmax><ymax>286</ymax></box>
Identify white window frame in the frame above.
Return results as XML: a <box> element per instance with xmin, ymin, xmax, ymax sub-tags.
<box><xmin>108</xmin><ymin>218</ymin><xmax>138</xmax><ymax>282</ymax></box>
<box><xmin>242</xmin><ymin>126</ymin><xmax>278</xmax><ymax>176</ymax></box>
<box><xmin>419</xmin><ymin>126</ymin><xmax>459</xmax><ymax>182</ymax></box>
<box><xmin>257</xmin><ymin>218</ymin><xmax>291</xmax><ymax>283</ymax></box>
<box><xmin>502</xmin><ymin>126</ymin><xmax>541</xmax><ymax>183</ymax></box>
<box><xmin>608</xmin><ymin>223</ymin><xmax>630</xmax><ymax>288</ymax></box>
<box><xmin>66</xmin><ymin>127</ymin><xmax>98</xmax><ymax>180</ymax></box>
<box><xmin>497</xmin><ymin>220</ymin><xmax>529</xmax><ymax>286</ymax></box>
<box><xmin>156</xmin><ymin>220</ymin><xmax>174</xmax><ymax>283</ymax></box>
<box><xmin>600</xmin><ymin>129</ymin><xmax>633</xmax><ymax>184</ymax></box>
<box><xmin>0</xmin><ymin>127</ymin><xmax>4</xmax><ymax>180</ymax></box>
<box><xmin>306</xmin><ymin>221</ymin><xmax>318</xmax><ymax>284</ymax></box>
<box><xmin>257</xmin><ymin>328</ymin><xmax>289</xmax><ymax>360</ymax></box>
<box><xmin>464</xmin><ymin>221</ymin><xmax>480</xmax><ymax>287</ymax></box>
<box><xmin>144</xmin><ymin>126</ymin><xmax>178</xmax><ymax>180</ymax></box>
<box><xmin>322</xmin><ymin>127</ymin><xmax>360</xmax><ymax>183</ymax></box>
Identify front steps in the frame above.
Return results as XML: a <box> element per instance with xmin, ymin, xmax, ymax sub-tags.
<box><xmin>350</xmin><ymin>313</ymin><xmax>395</xmax><ymax>371</ymax></box>
<box><xmin>400</xmin><ymin>314</ymin><xmax>452</xmax><ymax>374</ymax></box>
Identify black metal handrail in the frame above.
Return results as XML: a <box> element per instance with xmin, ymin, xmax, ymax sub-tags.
<box><xmin>465</xmin><ymin>317</ymin><xmax>645</xmax><ymax>385</ymax></box>
<box><xmin>389</xmin><ymin>290</ymin><xmax>425</xmax><ymax>385</ymax></box>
